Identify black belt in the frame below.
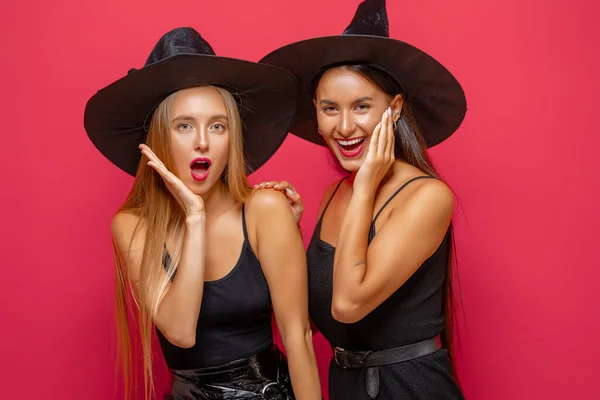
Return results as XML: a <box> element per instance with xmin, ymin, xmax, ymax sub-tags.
<box><xmin>168</xmin><ymin>344</ymin><xmax>294</xmax><ymax>399</ymax></box>
<box><xmin>333</xmin><ymin>335</ymin><xmax>442</xmax><ymax>399</ymax></box>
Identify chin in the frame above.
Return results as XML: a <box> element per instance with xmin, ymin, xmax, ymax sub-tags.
<box><xmin>180</xmin><ymin>176</ymin><xmax>211</xmax><ymax>196</ymax></box>
<box><xmin>340</xmin><ymin>162</ymin><xmax>360</xmax><ymax>172</ymax></box>
<box><xmin>335</xmin><ymin>154</ymin><xmax>364</xmax><ymax>172</ymax></box>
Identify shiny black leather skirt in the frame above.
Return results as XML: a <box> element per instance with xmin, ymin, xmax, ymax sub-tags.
<box><xmin>165</xmin><ymin>344</ymin><xmax>294</xmax><ymax>400</ymax></box>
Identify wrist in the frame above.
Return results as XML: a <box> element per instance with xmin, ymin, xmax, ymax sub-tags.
<box><xmin>352</xmin><ymin>176</ymin><xmax>378</xmax><ymax>195</ymax></box>
<box><xmin>185</xmin><ymin>213</ymin><xmax>205</xmax><ymax>226</ymax></box>
<box><xmin>351</xmin><ymin>189</ymin><xmax>376</xmax><ymax>204</ymax></box>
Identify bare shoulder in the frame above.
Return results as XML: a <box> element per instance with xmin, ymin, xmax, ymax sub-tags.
<box><xmin>317</xmin><ymin>177</ymin><xmax>348</xmax><ymax>218</ymax></box>
<box><xmin>111</xmin><ymin>211</ymin><xmax>146</xmax><ymax>252</ymax></box>
<box><xmin>401</xmin><ymin>178</ymin><xmax>454</xmax><ymax>219</ymax></box>
<box><xmin>246</xmin><ymin>188</ymin><xmax>291</xmax><ymax>217</ymax></box>
<box><xmin>245</xmin><ymin>189</ymin><xmax>302</xmax><ymax>257</ymax></box>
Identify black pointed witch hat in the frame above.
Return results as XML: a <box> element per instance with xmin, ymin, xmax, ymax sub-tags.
<box><xmin>84</xmin><ymin>27</ymin><xmax>299</xmax><ymax>176</ymax></box>
<box><xmin>260</xmin><ymin>0</ymin><xmax>466</xmax><ymax>149</ymax></box>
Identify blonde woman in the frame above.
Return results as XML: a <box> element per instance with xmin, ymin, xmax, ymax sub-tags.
<box><xmin>84</xmin><ymin>27</ymin><xmax>321</xmax><ymax>400</ymax></box>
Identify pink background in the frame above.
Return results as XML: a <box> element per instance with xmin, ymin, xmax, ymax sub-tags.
<box><xmin>2</xmin><ymin>0</ymin><xmax>599</xmax><ymax>398</ymax></box>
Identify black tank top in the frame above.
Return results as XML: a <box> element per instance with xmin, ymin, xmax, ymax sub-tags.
<box><xmin>157</xmin><ymin>205</ymin><xmax>273</xmax><ymax>369</ymax></box>
<box><xmin>306</xmin><ymin>176</ymin><xmax>449</xmax><ymax>350</ymax></box>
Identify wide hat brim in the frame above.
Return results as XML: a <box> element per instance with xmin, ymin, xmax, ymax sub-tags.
<box><xmin>84</xmin><ymin>54</ymin><xmax>299</xmax><ymax>176</ymax></box>
<box><xmin>260</xmin><ymin>35</ymin><xmax>467</xmax><ymax>148</ymax></box>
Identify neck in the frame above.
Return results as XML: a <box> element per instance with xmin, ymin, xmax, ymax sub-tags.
<box><xmin>387</xmin><ymin>159</ymin><xmax>416</xmax><ymax>181</ymax></box>
<box><xmin>200</xmin><ymin>180</ymin><xmax>237</xmax><ymax>219</ymax></box>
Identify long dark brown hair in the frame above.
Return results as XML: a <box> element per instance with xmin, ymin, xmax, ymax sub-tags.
<box><xmin>312</xmin><ymin>64</ymin><xmax>462</xmax><ymax>384</ymax></box>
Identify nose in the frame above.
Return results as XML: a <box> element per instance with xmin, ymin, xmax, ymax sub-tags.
<box><xmin>195</xmin><ymin>127</ymin><xmax>208</xmax><ymax>152</ymax></box>
<box><xmin>337</xmin><ymin>110</ymin><xmax>356</xmax><ymax>137</ymax></box>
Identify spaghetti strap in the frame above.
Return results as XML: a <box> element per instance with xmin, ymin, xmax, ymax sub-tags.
<box><xmin>319</xmin><ymin>177</ymin><xmax>348</xmax><ymax>222</ymax></box>
<box><xmin>369</xmin><ymin>176</ymin><xmax>434</xmax><ymax>239</ymax></box>
<box><xmin>241</xmin><ymin>204</ymin><xmax>249</xmax><ymax>240</ymax></box>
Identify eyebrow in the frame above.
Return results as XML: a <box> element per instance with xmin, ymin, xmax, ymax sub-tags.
<box><xmin>318</xmin><ymin>97</ymin><xmax>374</xmax><ymax>106</ymax></box>
<box><xmin>319</xmin><ymin>99</ymin><xmax>336</xmax><ymax>106</ymax></box>
<box><xmin>171</xmin><ymin>114</ymin><xmax>228</xmax><ymax>123</ymax></box>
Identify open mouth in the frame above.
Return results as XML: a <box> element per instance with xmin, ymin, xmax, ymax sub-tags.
<box><xmin>190</xmin><ymin>158</ymin><xmax>211</xmax><ymax>181</ymax></box>
<box><xmin>335</xmin><ymin>137</ymin><xmax>366</xmax><ymax>158</ymax></box>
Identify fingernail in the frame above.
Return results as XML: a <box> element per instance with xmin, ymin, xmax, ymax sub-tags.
<box><xmin>274</xmin><ymin>185</ymin><xmax>279</xmax><ymax>189</ymax></box>
<box><xmin>286</xmin><ymin>188</ymin><xmax>295</xmax><ymax>196</ymax></box>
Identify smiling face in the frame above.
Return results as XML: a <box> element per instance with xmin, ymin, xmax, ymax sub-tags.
<box><xmin>313</xmin><ymin>66</ymin><xmax>402</xmax><ymax>172</ymax></box>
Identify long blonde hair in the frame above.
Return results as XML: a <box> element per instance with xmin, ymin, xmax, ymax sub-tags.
<box><xmin>113</xmin><ymin>86</ymin><xmax>252</xmax><ymax>400</ymax></box>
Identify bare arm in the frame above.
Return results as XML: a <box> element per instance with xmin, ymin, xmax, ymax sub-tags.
<box><xmin>332</xmin><ymin>180</ymin><xmax>454</xmax><ymax>323</ymax></box>
<box><xmin>112</xmin><ymin>212</ymin><xmax>206</xmax><ymax>348</ymax></box>
<box><xmin>111</xmin><ymin>144</ymin><xmax>207</xmax><ymax>348</ymax></box>
<box><xmin>248</xmin><ymin>190</ymin><xmax>322</xmax><ymax>400</ymax></box>
<box><xmin>331</xmin><ymin>108</ymin><xmax>453</xmax><ymax>323</ymax></box>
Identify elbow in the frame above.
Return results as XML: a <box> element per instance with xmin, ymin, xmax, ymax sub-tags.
<box><xmin>163</xmin><ymin>330</ymin><xmax>196</xmax><ymax>349</ymax></box>
<box><xmin>155</xmin><ymin>304</ymin><xmax>199</xmax><ymax>348</ymax></box>
<box><xmin>331</xmin><ymin>296</ymin><xmax>364</xmax><ymax>324</ymax></box>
